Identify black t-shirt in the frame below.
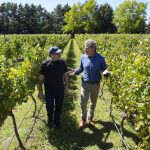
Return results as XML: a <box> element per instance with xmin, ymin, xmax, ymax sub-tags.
<box><xmin>39</xmin><ymin>59</ymin><xmax>67</xmax><ymax>90</ymax></box>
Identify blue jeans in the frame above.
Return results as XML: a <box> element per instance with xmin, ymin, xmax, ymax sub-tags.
<box><xmin>45</xmin><ymin>88</ymin><xmax>64</xmax><ymax>123</ymax></box>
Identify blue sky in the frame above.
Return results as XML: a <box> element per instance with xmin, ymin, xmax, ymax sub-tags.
<box><xmin>0</xmin><ymin>0</ymin><xmax>150</xmax><ymax>21</ymax></box>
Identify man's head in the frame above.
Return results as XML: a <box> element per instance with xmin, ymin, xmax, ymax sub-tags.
<box><xmin>48</xmin><ymin>46</ymin><xmax>62</xmax><ymax>61</ymax></box>
<box><xmin>84</xmin><ymin>39</ymin><xmax>97</xmax><ymax>57</ymax></box>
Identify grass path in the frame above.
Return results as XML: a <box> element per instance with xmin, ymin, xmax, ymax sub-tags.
<box><xmin>0</xmin><ymin>39</ymin><xmax>138</xmax><ymax>150</ymax></box>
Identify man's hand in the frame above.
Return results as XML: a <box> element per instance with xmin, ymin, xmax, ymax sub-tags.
<box><xmin>103</xmin><ymin>69</ymin><xmax>110</xmax><ymax>78</ymax></box>
<box><xmin>68</xmin><ymin>67</ymin><xmax>76</xmax><ymax>76</ymax></box>
<box><xmin>103</xmin><ymin>73</ymin><xmax>110</xmax><ymax>78</ymax></box>
<box><xmin>38</xmin><ymin>90</ymin><xmax>44</xmax><ymax>100</ymax></box>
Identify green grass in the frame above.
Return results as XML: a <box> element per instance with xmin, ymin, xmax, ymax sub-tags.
<box><xmin>0</xmin><ymin>39</ymin><xmax>139</xmax><ymax>150</ymax></box>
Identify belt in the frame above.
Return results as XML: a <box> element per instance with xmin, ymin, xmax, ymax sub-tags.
<box><xmin>83</xmin><ymin>81</ymin><xmax>100</xmax><ymax>84</ymax></box>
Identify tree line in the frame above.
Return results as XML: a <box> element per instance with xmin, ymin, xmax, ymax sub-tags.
<box><xmin>0</xmin><ymin>3</ymin><xmax>70</xmax><ymax>34</ymax></box>
<box><xmin>0</xmin><ymin>0</ymin><xmax>150</xmax><ymax>34</ymax></box>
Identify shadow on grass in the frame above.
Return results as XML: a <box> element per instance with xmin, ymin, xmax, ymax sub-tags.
<box><xmin>95</xmin><ymin>120</ymin><xmax>140</xmax><ymax>145</ymax></box>
<box><xmin>76</xmin><ymin>120</ymin><xmax>139</xmax><ymax>150</ymax></box>
<box><xmin>47</xmin><ymin>119</ymin><xmax>114</xmax><ymax>150</ymax></box>
<box><xmin>78</xmin><ymin>121</ymin><xmax>113</xmax><ymax>150</ymax></box>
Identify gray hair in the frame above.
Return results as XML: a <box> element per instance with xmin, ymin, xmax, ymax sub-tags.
<box><xmin>85</xmin><ymin>39</ymin><xmax>97</xmax><ymax>50</ymax></box>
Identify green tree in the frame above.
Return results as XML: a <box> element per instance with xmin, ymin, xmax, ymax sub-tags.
<box><xmin>113</xmin><ymin>0</ymin><xmax>147</xmax><ymax>33</ymax></box>
<box><xmin>50</xmin><ymin>4</ymin><xmax>71</xmax><ymax>33</ymax></box>
<box><xmin>17</xmin><ymin>3</ymin><xmax>51</xmax><ymax>34</ymax></box>
<box><xmin>97</xmin><ymin>3</ymin><xmax>116</xmax><ymax>33</ymax></box>
<box><xmin>63</xmin><ymin>0</ymin><xmax>97</xmax><ymax>33</ymax></box>
<box><xmin>81</xmin><ymin>0</ymin><xmax>97</xmax><ymax>33</ymax></box>
<box><xmin>0</xmin><ymin>2</ymin><xmax>18</xmax><ymax>33</ymax></box>
<box><xmin>63</xmin><ymin>2</ymin><xmax>83</xmax><ymax>34</ymax></box>
<box><xmin>16</xmin><ymin>4</ymin><xmax>25</xmax><ymax>33</ymax></box>
<box><xmin>0</xmin><ymin>3</ymin><xmax>7</xmax><ymax>33</ymax></box>
<box><xmin>8</xmin><ymin>3</ymin><xmax>18</xmax><ymax>33</ymax></box>
<box><xmin>0</xmin><ymin>2</ymin><xmax>52</xmax><ymax>34</ymax></box>
<box><xmin>35</xmin><ymin>4</ymin><xmax>50</xmax><ymax>33</ymax></box>
<box><xmin>145</xmin><ymin>18</ymin><xmax>150</xmax><ymax>33</ymax></box>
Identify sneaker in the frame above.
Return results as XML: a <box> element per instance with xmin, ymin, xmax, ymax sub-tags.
<box><xmin>88</xmin><ymin>119</ymin><xmax>95</xmax><ymax>126</ymax></box>
<box><xmin>79</xmin><ymin>120</ymin><xmax>86</xmax><ymax>129</ymax></box>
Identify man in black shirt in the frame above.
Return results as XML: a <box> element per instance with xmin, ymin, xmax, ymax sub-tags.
<box><xmin>38</xmin><ymin>46</ymin><xmax>68</xmax><ymax>128</ymax></box>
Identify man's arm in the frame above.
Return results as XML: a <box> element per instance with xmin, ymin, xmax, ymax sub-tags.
<box><xmin>74</xmin><ymin>58</ymin><xmax>83</xmax><ymax>75</ymax></box>
<box><xmin>68</xmin><ymin>57</ymin><xmax>83</xmax><ymax>76</ymax></box>
<box><xmin>38</xmin><ymin>74</ymin><xmax>45</xmax><ymax>99</ymax></box>
<box><xmin>101</xmin><ymin>57</ymin><xmax>110</xmax><ymax>78</ymax></box>
<box><xmin>63</xmin><ymin>72</ymin><xmax>69</xmax><ymax>95</ymax></box>
<box><xmin>64</xmin><ymin>72</ymin><xmax>68</xmax><ymax>87</ymax></box>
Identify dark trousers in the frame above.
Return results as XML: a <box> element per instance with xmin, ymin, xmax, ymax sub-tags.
<box><xmin>45</xmin><ymin>88</ymin><xmax>64</xmax><ymax>123</ymax></box>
